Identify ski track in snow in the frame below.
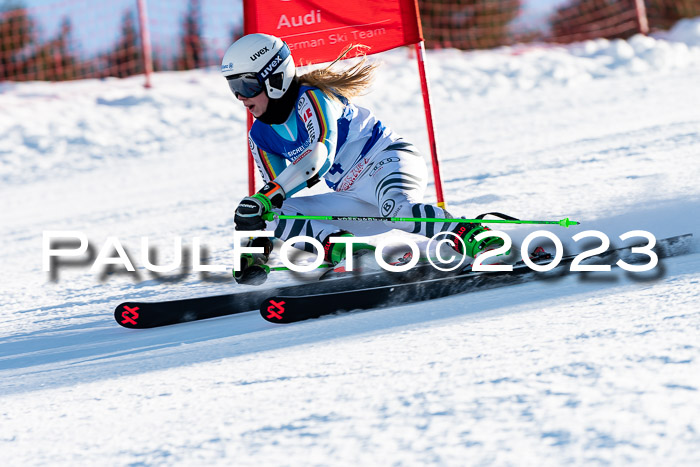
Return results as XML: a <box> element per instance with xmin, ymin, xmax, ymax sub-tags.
<box><xmin>1</xmin><ymin>19</ymin><xmax>700</xmax><ymax>465</ymax></box>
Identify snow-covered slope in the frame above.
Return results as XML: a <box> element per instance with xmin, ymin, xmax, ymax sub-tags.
<box><xmin>1</xmin><ymin>19</ymin><xmax>700</xmax><ymax>465</ymax></box>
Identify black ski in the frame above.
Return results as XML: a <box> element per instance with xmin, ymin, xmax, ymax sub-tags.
<box><xmin>114</xmin><ymin>256</ymin><xmax>453</xmax><ymax>329</ymax></box>
<box><xmin>260</xmin><ymin>233</ymin><xmax>694</xmax><ymax>324</ymax></box>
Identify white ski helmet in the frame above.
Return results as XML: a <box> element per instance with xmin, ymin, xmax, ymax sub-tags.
<box><xmin>221</xmin><ymin>33</ymin><xmax>295</xmax><ymax>100</ymax></box>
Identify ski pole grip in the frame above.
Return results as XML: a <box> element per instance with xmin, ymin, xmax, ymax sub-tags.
<box><xmin>262</xmin><ymin>212</ymin><xmax>276</xmax><ymax>222</ymax></box>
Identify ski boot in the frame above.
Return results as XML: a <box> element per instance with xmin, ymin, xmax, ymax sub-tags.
<box><xmin>450</xmin><ymin>222</ymin><xmax>505</xmax><ymax>258</ymax></box>
<box><xmin>320</xmin><ymin>231</ymin><xmax>416</xmax><ymax>278</ymax></box>
<box><xmin>319</xmin><ymin>231</ymin><xmax>379</xmax><ymax>277</ymax></box>
<box><xmin>322</xmin><ymin>231</ymin><xmax>374</xmax><ymax>266</ymax></box>
<box><xmin>233</xmin><ymin>237</ymin><xmax>273</xmax><ymax>286</ymax></box>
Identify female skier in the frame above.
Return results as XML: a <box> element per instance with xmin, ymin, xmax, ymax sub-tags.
<box><xmin>223</xmin><ymin>33</ymin><xmax>499</xmax><ymax>284</ymax></box>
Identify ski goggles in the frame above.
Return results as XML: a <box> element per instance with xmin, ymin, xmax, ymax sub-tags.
<box><xmin>225</xmin><ymin>43</ymin><xmax>291</xmax><ymax>98</ymax></box>
<box><xmin>226</xmin><ymin>73</ymin><xmax>265</xmax><ymax>98</ymax></box>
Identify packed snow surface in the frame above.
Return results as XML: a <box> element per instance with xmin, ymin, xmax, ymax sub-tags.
<box><xmin>2</xmin><ymin>18</ymin><xmax>700</xmax><ymax>465</ymax></box>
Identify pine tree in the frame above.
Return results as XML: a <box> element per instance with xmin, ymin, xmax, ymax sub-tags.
<box><xmin>104</xmin><ymin>9</ymin><xmax>142</xmax><ymax>78</ymax></box>
<box><xmin>0</xmin><ymin>1</ymin><xmax>35</xmax><ymax>80</ymax></box>
<box><xmin>26</xmin><ymin>16</ymin><xmax>80</xmax><ymax>81</ymax></box>
<box><xmin>177</xmin><ymin>0</ymin><xmax>204</xmax><ymax>70</ymax></box>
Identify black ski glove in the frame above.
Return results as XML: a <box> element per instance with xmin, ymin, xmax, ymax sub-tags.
<box><xmin>234</xmin><ymin>182</ymin><xmax>285</xmax><ymax>231</ymax></box>
<box><xmin>234</xmin><ymin>195</ymin><xmax>269</xmax><ymax>231</ymax></box>
<box><xmin>233</xmin><ymin>237</ymin><xmax>274</xmax><ymax>286</ymax></box>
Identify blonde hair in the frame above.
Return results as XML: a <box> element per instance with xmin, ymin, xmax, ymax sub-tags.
<box><xmin>297</xmin><ymin>44</ymin><xmax>378</xmax><ymax>102</ymax></box>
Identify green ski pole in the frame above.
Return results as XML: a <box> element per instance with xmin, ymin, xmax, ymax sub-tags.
<box><xmin>263</xmin><ymin>213</ymin><xmax>580</xmax><ymax>228</ymax></box>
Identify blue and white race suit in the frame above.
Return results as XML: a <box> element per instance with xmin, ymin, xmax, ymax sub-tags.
<box><xmin>248</xmin><ymin>85</ymin><xmax>456</xmax><ymax>249</ymax></box>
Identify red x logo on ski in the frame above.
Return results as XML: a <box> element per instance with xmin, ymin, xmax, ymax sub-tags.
<box><xmin>121</xmin><ymin>306</ymin><xmax>140</xmax><ymax>325</ymax></box>
<box><xmin>266</xmin><ymin>300</ymin><xmax>286</xmax><ymax>320</ymax></box>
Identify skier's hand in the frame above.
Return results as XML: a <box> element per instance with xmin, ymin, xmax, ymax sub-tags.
<box><xmin>235</xmin><ymin>195</ymin><xmax>269</xmax><ymax>230</ymax></box>
<box><xmin>233</xmin><ymin>238</ymin><xmax>273</xmax><ymax>286</ymax></box>
<box><xmin>234</xmin><ymin>182</ymin><xmax>285</xmax><ymax>231</ymax></box>
<box><xmin>233</xmin><ymin>253</ymin><xmax>270</xmax><ymax>285</ymax></box>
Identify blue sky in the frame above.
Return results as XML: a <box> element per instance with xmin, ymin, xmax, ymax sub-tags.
<box><xmin>16</xmin><ymin>0</ymin><xmax>243</xmax><ymax>57</ymax></box>
<box><xmin>514</xmin><ymin>0</ymin><xmax>569</xmax><ymax>29</ymax></box>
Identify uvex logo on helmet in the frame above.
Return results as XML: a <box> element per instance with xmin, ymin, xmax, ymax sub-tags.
<box><xmin>259</xmin><ymin>54</ymin><xmax>284</xmax><ymax>80</ymax></box>
<box><xmin>250</xmin><ymin>46</ymin><xmax>269</xmax><ymax>61</ymax></box>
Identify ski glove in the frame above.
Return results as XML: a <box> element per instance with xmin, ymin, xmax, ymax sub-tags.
<box><xmin>233</xmin><ymin>237</ymin><xmax>273</xmax><ymax>286</ymax></box>
<box><xmin>234</xmin><ymin>181</ymin><xmax>285</xmax><ymax>231</ymax></box>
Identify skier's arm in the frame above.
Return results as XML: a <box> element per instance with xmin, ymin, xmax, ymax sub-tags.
<box><xmin>273</xmin><ymin>142</ymin><xmax>329</xmax><ymax>194</ymax></box>
<box><xmin>235</xmin><ymin>142</ymin><xmax>328</xmax><ymax>231</ymax></box>
<box><xmin>271</xmin><ymin>89</ymin><xmax>339</xmax><ymax>198</ymax></box>
<box><xmin>249</xmin><ymin>136</ymin><xmax>287</xmax><ymax>184</ymax></box>
<box><xmin>236</xmin><ymin>136</ymin><xmax>288</xmax><ymax>231</ymax></box>
<box><xmin>237</xmin><ymin>90</ymin><xmax>339</xmax><ymax>229</ymax></box>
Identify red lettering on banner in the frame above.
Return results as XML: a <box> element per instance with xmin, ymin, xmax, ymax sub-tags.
<box><xmin>277</xmin><ymin>10</ymin><xmax>322</xmax><ymax>29</ymax></box>
<box><xmin>244</xmin><ymin>0</ymin><xmax>423</xmax><ymax>66</ymax></box>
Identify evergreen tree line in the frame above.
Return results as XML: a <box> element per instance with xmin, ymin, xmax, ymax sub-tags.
<box><xmin>419</xmin><ymin>0</ymin><xmax>700</xmax><ymax>50</ymax></box>
<box><xmin>1</xmin><ymin>0</ymin><xmax>697</xmax><ymax>82</ymax></box>
<box><xmin>0</xmin><ymin>0</ymin><xmax>243</xmax><ymax>81</ymax></box>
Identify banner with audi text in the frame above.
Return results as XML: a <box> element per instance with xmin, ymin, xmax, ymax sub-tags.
<box><xmin>243</xmin><ymin>0</ymin><xmax>423</xmax><ymax>65</ymax></box>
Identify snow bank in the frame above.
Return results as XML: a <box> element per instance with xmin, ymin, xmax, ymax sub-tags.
<box><xmin>2</xmin><ymin>18</ymin><xmax>700</xmax><ymax>186</ymax></box>
<box><xmin>425</xmin><ymin>21</ymin><xmax>700</xmax><ymax>101</ymax></box>
<box><xmin>657</xmin><ymin>16</ymin><xmax>700</xmax><ymax>46</ymax></box>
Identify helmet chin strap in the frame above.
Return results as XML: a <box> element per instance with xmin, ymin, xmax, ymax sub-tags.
<box><xmin>256</xmin><ymin>77</ymin><xmax>300</xmax><ymax>125</ymax></box>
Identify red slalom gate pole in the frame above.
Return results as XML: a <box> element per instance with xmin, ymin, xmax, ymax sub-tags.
<box><xmin>247</xmin><ymin>112</ymin><xmax>256</xmax><ymax>195</ymax></box>
<box><xmin>633</xmin><ymin>0</ymin><xmax>649</xmax><ymax>35</ymax></box>
<box><xmin>136</xmin><ymin>0</ymin><xmax>154</xmax><ymax>89</ymax></box>
<box><xmin>414</xmin><ymin>41</ymin><xmax>446</xmax><ymax>208</ymax></box>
